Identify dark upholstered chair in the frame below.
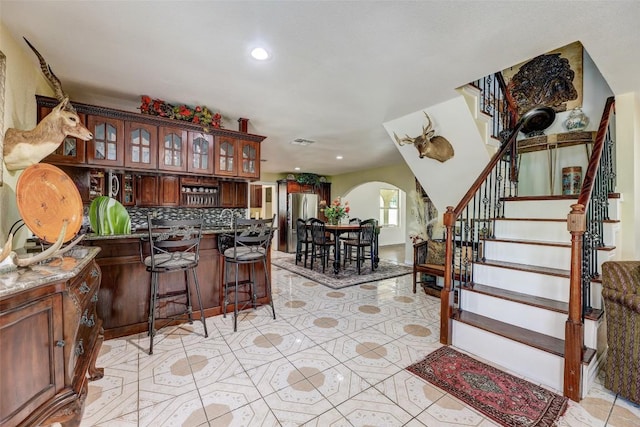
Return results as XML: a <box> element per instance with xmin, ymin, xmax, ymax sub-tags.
<box><xmin>309</xmin><ymin>218</ymin><xmax>333</xmax><ymax>273</ymax></box>
<box><xmin>143</xmin><ymin>215</ymin><xmax>208</xmax><ymax>354</ymax></box>
<box><xmin>601</xmin><ymin>260</ymin><xmax>640</xmax><ymax>405</ymax></box>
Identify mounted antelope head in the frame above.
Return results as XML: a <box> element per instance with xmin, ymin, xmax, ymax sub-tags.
<box><xmin>3</xmin><ymin>38</ymin><xmax>92</xmax><ymax>171</ymax></box>
<box><xmin>393</xmin><ymin>112</ymin><xmax>454</xmax><ymax>163</ymax></box>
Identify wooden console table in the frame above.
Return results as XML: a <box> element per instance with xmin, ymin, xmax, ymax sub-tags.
<box><xmin>516</xmin><ymin>131</ymin><xmax>596</xmax><ymax>194</ymax></box>
<box><xmin>0</xmin><ymin>247</ymin><xmax>103</xmax><ymax>427</ymax></box>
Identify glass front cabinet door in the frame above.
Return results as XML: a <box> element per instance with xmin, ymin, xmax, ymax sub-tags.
<box><xmin>187</xmin><ymin>132</ymin><xmax>214</xmax><ymax>174</ymax></box>
<box><xmin>158</xmin><ymin>126</ymin><xmax>187</xmax><ymax>172</ymax></box>
<box><xmin>238</xmin><ymin>139</ymin><xmax>260</xmax><ymax>179</ymax></box>
<box><xmin>125</xmin><ymin>122</ymin><xmax>157</xmax><ymax>169</ymax></box>
<box><xmin>87</xmin><ymin>116</ymin><xmax>124</xmax><ymax>166</ymax></box>
<box><xmin>214</xmin><ymin>136</ymin><xmax>237</xmax><ymax>176</ymax></box>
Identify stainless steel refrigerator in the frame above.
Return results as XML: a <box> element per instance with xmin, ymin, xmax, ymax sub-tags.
<box><xmin>287</xmin><ymin>193</ymin><xmax>319</xmax><ymax>252</ymax></box>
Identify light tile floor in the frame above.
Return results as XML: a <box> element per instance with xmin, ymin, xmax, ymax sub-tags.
<box><xmin>81</xmin><ymin>250</ymin><xmax>640</xmax><ymax>426</ymax></box>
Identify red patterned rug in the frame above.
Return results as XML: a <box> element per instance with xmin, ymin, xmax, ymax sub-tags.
<box><xmin>407</xmin><ymin>346</ymin><xmax>568</xmax><ymax>427</ymax></box>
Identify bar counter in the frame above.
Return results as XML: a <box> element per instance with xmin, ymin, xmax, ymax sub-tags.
<box><xmin>82</xmin><ymin>228</ymin><xmax>271</xmax><ymax>339</ymax></box>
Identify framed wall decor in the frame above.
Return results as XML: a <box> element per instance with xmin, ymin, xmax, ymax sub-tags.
<box><xmin>502</xmin><ymin>41</ymin><xmax>583</xmax><ymax>116</ymax></box>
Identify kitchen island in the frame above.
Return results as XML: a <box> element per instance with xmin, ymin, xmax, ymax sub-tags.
<box><xmin>83</xmin><ymin>228</ymin><xmax>272</xmax><ymax>339</ymax></box>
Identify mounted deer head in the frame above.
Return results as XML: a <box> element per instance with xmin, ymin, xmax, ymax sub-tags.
<box><xmin>393</xmin><ymin>112</ymin><xmax>454</xmax><ymax>163</ymax></box>
<box><xmin>3</xmin><ymin>38</ymin><xmax>92</xmax><ymax>171</ymax></box>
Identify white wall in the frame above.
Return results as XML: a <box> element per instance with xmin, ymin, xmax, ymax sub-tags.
<box><xmin>383</xmin><ymin>96</ymin><xmax>490</xmax><ymax>215</ymax></box>
<box><xmin>341</xmin><ymin>181</ymin><xmax>406</xmax><ymax>247</ymax></box>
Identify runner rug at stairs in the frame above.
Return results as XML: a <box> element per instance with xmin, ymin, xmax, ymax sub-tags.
<box><xmin>271</xmin><ymin>253</ymin><xmax>412</xmax><ymax>289</ymax></box>
<box><xmin>407</xmin><ymin>346</ymin><xmax>568</xmax><ymax>427</ymax></box>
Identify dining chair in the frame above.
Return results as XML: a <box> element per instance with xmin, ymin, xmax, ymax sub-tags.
<box><xmin>341</xmin><ymin>217</ymin><xmax>361</xmax><ymax>267</ymax></box>
<box><xmin>142</xmin><ymin>214</ymin><xmax>208</xmax><ymax>355</ymax></box>
<box><xmin>309</xmin><ymin>218</ymin><xmax>333</xmax><ymax>273</ymax></box>
<box><xmin>342</xmin><ymin>218</ymin><xmax>377</xmax><ymax>274</ymax></box>
<box><xmin>295</xmin><ymin>218</ymin><xmax>312</xmax><ymax>268</ymax></box>
<box><xmin>221</xmin><ymin>215</ymin><xmax>276</xmax><ymax>332</ymax></box>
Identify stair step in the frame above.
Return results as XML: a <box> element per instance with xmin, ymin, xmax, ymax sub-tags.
<box><xmin>479</xmin><ymin>259</ymin><xmax>603</xmax><ymax>283</ymax></box>
<box><xmin>453</xmin><ymin>310</ymin><xmax>596</xmax><ymax>365</ymax></box>
<box><xmin>462</xmin><ymin>283</ymin><xmax>603</xmax><ymax>321</ymax></box>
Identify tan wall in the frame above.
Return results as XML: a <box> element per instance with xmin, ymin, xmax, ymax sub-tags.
<box><xmin>615</xmin><ymin>91</ymin><xmax>640</xmax><ymax>259</ymax></box>
<box><xmin>1</xmin><ymin>25</ymin><xmax>55</xmax><ymax>245</ymax></box>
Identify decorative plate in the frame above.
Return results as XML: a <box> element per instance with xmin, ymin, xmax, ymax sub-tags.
<box><xmin>16</xmin><ymin>163</ymin><xmax>83</xmax><ymax>243</ymax></box>
<box><xmin>88</xmin><ymin>196</ymin><xmax>131</xmax><ymax>236</ymax></box>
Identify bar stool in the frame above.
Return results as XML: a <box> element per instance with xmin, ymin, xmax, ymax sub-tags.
<box><xmin>222</xmin><ymin>215</ymin><xmax>275</xmax><ymax>332</ymax></box>
<box><xmin>142</xmin><ymin>214</ymin><xmax>208</xmax><ymax>355</ymax></box>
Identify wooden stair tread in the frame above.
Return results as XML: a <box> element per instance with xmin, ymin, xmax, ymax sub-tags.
<box><xmin>462</xmin><ymin>283</ymin><xmax>568</xmax><ymax>314</ymax></box>
<box><xmin>486</xmin><ymin>237</ymin><xmax>616</xmax><ymax>251</ymax></box>
<box><xmin>453</xmin><ymin>311</ymin><xmax>596</xmax><ymax>365</ymax></box>
<box><xmin>501</xmin><ymin>193</ymin><xmax>619</xmax><ymax>202</ymax></box>
<box><xmin>462</xmin><ymin>283</ymin><xmax>605</xmax><ymax>321</ymax></box>
<box><xmin>479</xmin><ymin>259</ymin><xmax>570</xmax><ymax>278</ymax></box>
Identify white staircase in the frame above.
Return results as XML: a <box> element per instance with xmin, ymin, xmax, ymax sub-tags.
<box><xmin>451</xmin><ymin>195</ymin><xmax>619</xmax><ymax>398</ymax></box>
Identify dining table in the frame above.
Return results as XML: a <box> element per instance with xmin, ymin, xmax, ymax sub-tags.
<box><xmin>323</xmin><ymin>223</ymin><xmax>380</xmax><ymax>274</ymax></box>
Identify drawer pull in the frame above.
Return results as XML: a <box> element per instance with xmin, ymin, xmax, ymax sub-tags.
<box><xmin>75</xmin><ymin>339</ymin><xmax>85</xmax><ymax>356</ymax></box>
<box><xmin>91</xmin><ymin>293</ymin><xmax>99</xmax><ymax>303</ymax></box>
<box><xmin>91</xmin><ymin>268</ymin><xmax>99</xmax><ymax>278</ymax></box>
<box><xmin>56</xmin><ymin>340</ymin><xmax>65</xmax><ymax>347</ymax></box>
<box><xmin>79</xmin><ymin>282</ymin><xmax>90</xmax><ymax>294</ymax></box>
<box><xmin>81</xmin><ymin>310</ymin><xmax>95</xmax><ymax>327</ymax></box>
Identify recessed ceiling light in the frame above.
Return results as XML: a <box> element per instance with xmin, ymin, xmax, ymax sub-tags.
<box><xmin>294</xmin><ymin>167</ymin><xmax>301</xmax><ymax>171</ymax></box>
<box><xmin>251</xmin><ymin>47</ymin><xmax>270</xmax><ymax>60</ymax></box>
<box><xmin>336</xmin><ymin>155</ymin><xmax>343</xmax><ymax>160</ymax></box>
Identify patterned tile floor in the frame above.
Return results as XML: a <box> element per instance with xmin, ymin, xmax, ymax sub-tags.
<box><xmin>81</xmin><ymin>250</ymin><xmax>640</xmax><ymax>426</ymax></box>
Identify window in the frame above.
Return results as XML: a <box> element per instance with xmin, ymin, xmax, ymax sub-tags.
<box><xmin>379</xmin><ymin>188</ymin><xmax>399</xmax><ymax>227</ymax></box>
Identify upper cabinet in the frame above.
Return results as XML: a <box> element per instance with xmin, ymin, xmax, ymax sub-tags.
<box><xmin>125</xmin><ymin>121</ymin><xmax>157</xmax><ymax>170</ymax></box>
<box><xmin>188</xmin><ymin>132</ymin><xmax>214</xmax><ymax>174</ymax></box>
<box><xmin>87</xmin><ymin>116</ymin><xmax>125</xmax><ymax>166</ymax></box>
<box><xmin>40</xmin><ymin>105</ymin><xmax>87</xmax><ymax>164</ymax></box>
<box><xmin>214</xmin><ymin>136</ymin><xmax>237</xmax><ymax>176</ymax></box>
<box><xmin>158</xmin><ymin>126</ymin><xmax>187</xmax><ymax>172</ymax></box>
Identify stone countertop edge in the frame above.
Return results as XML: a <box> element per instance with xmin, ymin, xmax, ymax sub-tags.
<box><xmin>82</xmin><ymin>226</ymin><xmax>277</xmax><ymax>241</ymax></box>
<box><xmin>0</xmin><ymin>246</ymin><xmax>102</xmax><ymax>299</ymax></box>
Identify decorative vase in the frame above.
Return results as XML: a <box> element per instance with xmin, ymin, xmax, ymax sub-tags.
<box><xmin>564</xmin><ymin>107</ymin><xmax>589</xmax><ymax>132</ymax></box>
<box><xmin>562</xmin><ymin>166</ymin><xmax>583</xmax><ymax>195</ymax></box>
<box><xmin>328</xmin><ymin>217</ymin><xmax>339</xmax><ymax>225</ymax></box>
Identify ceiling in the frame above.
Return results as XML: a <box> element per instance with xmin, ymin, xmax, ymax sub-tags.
<box><xmin>2</xmin><ymin>1</ymin><xmax>639</xmax><ymax>177</ymax></box>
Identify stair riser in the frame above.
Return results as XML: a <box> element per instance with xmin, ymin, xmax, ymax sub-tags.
<box><xmin>503</xmin><ymin>199</ymin><xmax>575</xmax><ymax>219</ymax></box>
<box><xmin>460</xmin><ymin>290</ymin><xmax>567</xmax><ymax>339</ymax></box>
<box><xmin>453</xmin><ymin>322</ymin><xmax>564</xmax><ymax>392</ymax></box>
<box><xmin>482</xmin><ymin>241</ymin><xmax>614</xmax><ymax>272</ymax></box>
<box><xmin>473</xmin><ymin>264</ymin><xmax>569</xmax><ymax>301</ymax></box>
<box><xmin>493</xmin><ymin>221</ymin><xmax>619</xmax><ymax>247</ymax></box>
<box><xmin>502</xmin><ymin>198</ymin><xmax>620</xmax><ymax>220</ymax></box>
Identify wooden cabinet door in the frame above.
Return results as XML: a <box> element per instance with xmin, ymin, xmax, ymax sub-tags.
<box><xmin>250</xmin><ymin>184</ymin><xmax>262</xmax><ymax>208</ymax></box>
<box><xmin>187</xmin><ymin>132</ymin><xmax>214</xmax><ymax>174</ymax></box>
<box><xmin>235</xmin><ymin>182</ymin><xmax>248</xmax><ymax>207</ymax></box>
<box><xmin>158</xmin><ymin>127</ymin><xmax>187</xmax><ymax>172</ymax></box>
<box><xmin>238</xmin><ymin>139</ymin><xmax>260</xmax><ymax>179</ymax></box>
<box><xmin>214</xmin><ymin>136</ymin><xmax>237</xmax><ymax>176</ymax></box>
<box><xmin>219</xmin><ymin>181</ymin><xmax>235</xmax><ymax>207</ymax></box>
<box><xmin>40</xmin><ymin>105</ymin><xmax>87</xmax><ymax>164</ymax></box>
<box><xmin>121</xmin><ymin>173</ymin><xmax>136</xmax><ymax>206</ymax></box>
<box><xmin>0</xmin><ymin>295</ymin><xmax>64</xmax><ymax>425</ymax></box>
<box><xmin>159</xmin><ymin>175</ymin><xmax>180</xmax><ymax>206</ymax></box>
<box><xmin>87</xmin><ymin>116</ymin><xmax>125</xmax><ymax>166</ymax></box>
<box><xmin>136</xmin><ymin>175</ymin><xmax>158</xmax><ymax>206</ymax></box>
<box><xmin>125</xmin><ymin>121</ymin><xmax>157</xmax><ymax>170</ymax></box>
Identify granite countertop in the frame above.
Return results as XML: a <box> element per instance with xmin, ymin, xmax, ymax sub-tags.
<box><xmin>82</xmin><ymin>226</ymin><xmax>236</xmax><ymax>241</ymax></box>
<box><xmin>0</xmin><ymin>247</ymin><xmax>101</xmax><ymax>299</ymax></box>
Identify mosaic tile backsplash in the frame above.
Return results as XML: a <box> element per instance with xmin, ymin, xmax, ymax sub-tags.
<box><xmin>83</xmin><ymin>207</ymin><xmax>246</xmax><ymax>232</ymax></box>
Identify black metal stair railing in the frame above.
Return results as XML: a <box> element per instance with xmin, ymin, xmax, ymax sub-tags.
<box><xmin>472</xmin><ymin>73</ymin><xmax>516</xmax><ymax>141</ymax></box>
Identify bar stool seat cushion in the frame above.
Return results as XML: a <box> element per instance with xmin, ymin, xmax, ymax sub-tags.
<box><xmin>144</xmin><ymin>252</ymin><xmax>197</xmax><ymax>269</ymax></box>
<box><xmin>224</xmin><ymin>246</ymin><xmax>267</xmax><ymax>261</ymax></box>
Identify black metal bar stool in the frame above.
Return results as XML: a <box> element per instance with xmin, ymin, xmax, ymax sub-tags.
<box><xmin>221</xmin><ymin>215</ymin><xmax>275</xmax><ymax>332</ymax></box>
<box><xmin>142</xmin><ymin>214</ymin><xmax>208</xmax><ymax>354</ymax></box>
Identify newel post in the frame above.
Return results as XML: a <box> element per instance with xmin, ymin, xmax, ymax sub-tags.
<box><xmin>565</xmin><ymin>203</ymin><xmax>586</xmax><ymax>401</ymax></box>
<box><xmin>440</xmin><ymin>206</ymin><xmax>456</xmax><ymax>345</ymax></box>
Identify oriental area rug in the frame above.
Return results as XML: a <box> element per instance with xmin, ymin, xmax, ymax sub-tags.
<box><xmin>407</xmin><ymin>346</ymin><xmax>568</xmax><ymax>427</ymax></box>
<box><xmin>271</xmin><ymin>253</ymin><xmax>411</xmax><ymax>289</ymax></box>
